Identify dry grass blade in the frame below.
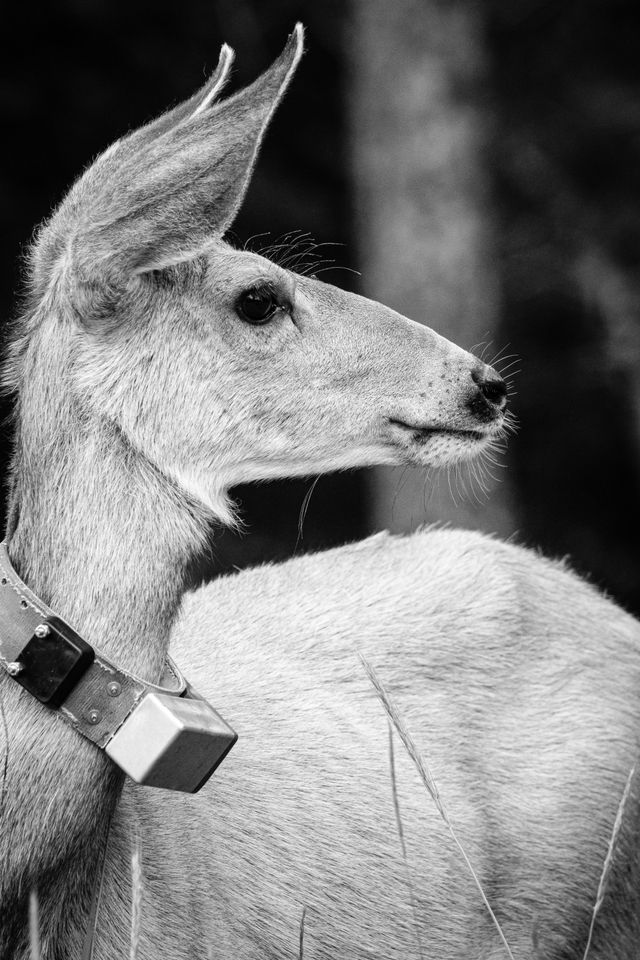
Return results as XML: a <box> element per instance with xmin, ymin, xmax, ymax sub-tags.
<box><xmin>298</xmin><ymin>906</ymin><xmax>307</xmax><ymax>960</ymax></box>
<box><xmin>29</xmin><ymin>888</ymin><xmax>41</xmax><ymax>960</ymax></box>
<box><xmin>582</xmin><ymin>763</ymin><xmax>636</xmax><ymax>960</ymax></box>
<box><xmin>0</xmin><ymin>695</ymin><xmax>9</xmax><ymax>814</ymax></box>
<box><xmin>361</xmin><ymin>655</ymin><xmax>516</xmax><ymax>960</ymax></box>
<box><xmin>130</xmin><ymin>832</ymin><xmax>143</xmax><ymax>960</ymax></box>
<box><xmin>389</xmin><ymin>723</ymin><xmax>425</xmax><ymax>960</ymax></box>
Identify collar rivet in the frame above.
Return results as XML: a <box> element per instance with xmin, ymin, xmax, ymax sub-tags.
<box><xmin>34</xmin><ymin>623</ymin><xmax>50</xmax><ymax>639</ymax></box>
<box><xmin>6</xmin><ymin>661</ymin><xmax>23</xmax><ymax>676</ymax></box>
<box><xmin>87</xmin><ymin>709</ymin><xmax>101</xmax><ymax>725</ymax></box>
<box><xmin>107</xmin><ymin>682</ymin><xmax>122</xmax><ymax>697</ymax></box>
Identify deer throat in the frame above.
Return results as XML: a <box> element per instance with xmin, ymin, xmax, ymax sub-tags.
<box><xmin>0</xmin><ymin>409</ymin><xmax>210</xmax><ymax>952</ymax></box>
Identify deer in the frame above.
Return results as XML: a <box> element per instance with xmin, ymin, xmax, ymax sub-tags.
<box><xmin>1</xmin><ymin>22</ymin><xmax>639</xmax><ymax>960</ymax></box>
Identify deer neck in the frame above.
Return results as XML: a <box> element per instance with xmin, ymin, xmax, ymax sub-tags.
<box><xmin>7</xmin><ymin>389</ymin><xmax>209</xmax><ymax>680</ymax></box>
<box><xmin>0</xmin><ymin>373</ymin><xmax>210</xmax><ymax>953</ymax></box>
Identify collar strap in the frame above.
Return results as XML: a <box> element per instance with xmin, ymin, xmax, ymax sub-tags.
<box><xmin>0</xmin><ymin>542</ymin><xmax>237</xmax><ymax>792</ymax></box>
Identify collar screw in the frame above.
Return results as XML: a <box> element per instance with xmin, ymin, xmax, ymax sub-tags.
<box><xmin>34</xmin><ymin>623</ymin><xmax>51</xmax><ymax>639</ymax></box>
<box><xmin>6</xmin><ymin>661</ymin><xmax>23</xmax><ymax>676</ymax></box>
<box><xmin>87</xmin><ymin>709</ymin><xmax>101</xmax><ymax>725</ymax></box>
<box><xmin>107</xmin><ymin>681</ymin><xmax>122</xmax><ymax>697</ymax></box>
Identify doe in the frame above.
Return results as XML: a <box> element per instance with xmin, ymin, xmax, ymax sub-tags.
<box><xmin>1</xmin><ymin>24</ymin><xmax>639</xmax><ymax>960</ymax></box>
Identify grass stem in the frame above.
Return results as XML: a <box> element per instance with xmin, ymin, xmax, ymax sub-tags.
<box><xmin>298</xmin><ymin>906</ymin><xmax>307</xmax><ymax>960</ymax></box>
<box><xmin>582</xmin><ymin>764</ymin><xmax>636</xmax><ymax>960</ymax></box>
<box><xmin>361</xmin><ymin>655</ymin><xmax>515</xmax><ymax>960</ymax></box>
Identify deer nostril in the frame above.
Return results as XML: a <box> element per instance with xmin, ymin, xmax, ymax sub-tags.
<box><xmin>481</xmin><ymin>377</ymin><xmax>507</xmax><ymax>407</ymax></box>
<box><xmin>471</xmin><ymin>368</ymin><xmax>508</xmax><ymax>410</ymax></box>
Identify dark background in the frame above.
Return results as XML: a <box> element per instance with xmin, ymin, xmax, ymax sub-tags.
<box><xmin>1</xmin><ymin>0</ymin><xmax>639</xmax><ymax>612</ymax></box>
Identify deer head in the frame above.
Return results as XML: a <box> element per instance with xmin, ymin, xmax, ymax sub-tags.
<box><xmin>8</xmin><ymin>24</ymin><xmax>507</xmax><ymax>528</ymax></box>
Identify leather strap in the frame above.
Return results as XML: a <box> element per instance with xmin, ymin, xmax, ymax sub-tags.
<box><xmin>0</xmin><ymin>541</ymin><xmax>186</xmax><ymax>748</ymax></box>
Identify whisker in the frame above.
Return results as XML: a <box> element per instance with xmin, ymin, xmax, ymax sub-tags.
<box><xmin>494</xmin><ymin>356</ymin><xmax>520</xmax><ymax>371</ymax></box>
<box><xmin>313</xmin><ymin>265</ymin><xmax>362</xmax><ymax>278</ymax></box>
<box><xmin>392</xmin><ymin>467</ymin><xmax>410</xmax><ymax>524</ymax></box>
<box><xmin>487</xmin><ymin>343</ymin><xmax>512</xmax><ymax>367</ymax></box>
<box><xmin>446</xmin><ymin>463</ymin><xmax>458</xmax><ymax>506</ymax></box>
<box><xmin>295</xmin><ymin>477</ymin><xmax>321</xmax><ymax>553</ymax></box>
<box><xmin>241</xmin><ymin>230</ymin><xmax>272</xmax><ymax>251</ymax></box>
<box><xmin>470</xmin><ymin>339</ymin><xmax>491</xmax><ymax>360</ymax></box>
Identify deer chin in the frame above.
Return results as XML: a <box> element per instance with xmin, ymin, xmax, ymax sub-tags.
<box><xmin>386</xmin><ymin>418</ymin><xmax>502</xmax><ymax>467</ymax></box>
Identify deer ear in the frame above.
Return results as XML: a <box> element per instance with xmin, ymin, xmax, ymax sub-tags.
<box><xmin>70</xmin><ymin>24</ymin><xmax>304</xmax><ymax>277</ymax></box>
<box><xmin>123</xmin><ymin>43</ymin><xmax>236</xmax><ymax>150</ymax></box>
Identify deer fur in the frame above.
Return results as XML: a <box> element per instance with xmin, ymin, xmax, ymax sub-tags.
<box><xmin>1</xmin><ymin>24</ymin><xmax>640</xmax><ymax>960</ymax></box>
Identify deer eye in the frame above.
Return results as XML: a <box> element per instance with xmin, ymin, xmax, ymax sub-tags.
<box><xmin>236</xmin><ymin>285</ymin><xmax>280</xmax><ymax>325</ymax></box>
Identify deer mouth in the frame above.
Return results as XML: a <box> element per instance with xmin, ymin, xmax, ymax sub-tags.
<box><xmin>387</xmin><ymin>419</ymin><xmax>486</xmax><ymax>443</ymax></box>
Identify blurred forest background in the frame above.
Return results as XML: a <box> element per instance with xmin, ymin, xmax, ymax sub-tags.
<box><xmin>1</xmin><ymin>0</ymin><xmax>639</xmax><ymax>613</ymax></box>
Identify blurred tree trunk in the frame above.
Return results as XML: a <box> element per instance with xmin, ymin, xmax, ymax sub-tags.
<box><xmin>349</xmin><ymin>0</ymin><xmax>515</xmax><ymax>536</ymax></box>
<box><xmin>487</xmin><ymin>0</ymin><xmax>640</xmax><ymax>615</ymax></box>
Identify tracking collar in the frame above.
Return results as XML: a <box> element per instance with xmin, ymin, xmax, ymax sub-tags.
<box><xmin>0</xmin><ymin>541</ymin><xmax>237</xmax><ymax>793</ymax></box>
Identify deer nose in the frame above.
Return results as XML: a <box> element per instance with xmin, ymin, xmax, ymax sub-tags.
<box><xmin>469</xmin><ymin>367</ymin><xmax>508</xmax><ymax>415</ymax></box>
